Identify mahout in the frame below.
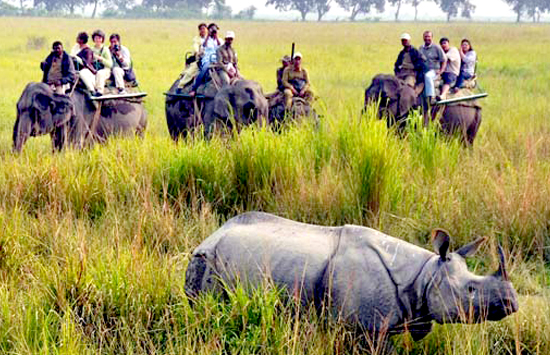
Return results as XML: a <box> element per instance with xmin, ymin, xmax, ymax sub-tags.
<box><xmin>185</xmin><ymin>212</ymin><xmax>518</xmax><ymax>352</ymax></box>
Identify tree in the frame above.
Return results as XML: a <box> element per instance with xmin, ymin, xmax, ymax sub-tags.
<box><xmin>410</xmin><ymin>0</ymin><xmax>422</xmax><ymax>21</ymax></box>
<box><xmin>434</xmin><ymin>0</ymin><xmax>474</xmax><ymax>22</ymax></box>
<box><xmin>210</xmin><ymin>0</ymin><xmax>231</xmax><ymax>18</ymax></box>
<box><xmin>336</xmin><ymin>0</ymin><xmax>384</xmax><ymax>21</ymax></box>
<box><xmin>314</xmin><ymin>0</ymin><xmax>331</xmax><ymax>21</ymax></box>
<box><xmin>503</xmin><ymin>0</ymin><xmax>526</xmax><ymax>22</ymax></box>
<box><xmin>265</xmin><ymin>0</ymin><xmax>315</xmax><ymax>21</ymax></box>
<box><xmin>388</xmin><ymin>0</ymin><xmax>402</xmax><ymax>21</ymax></box>
<box><xmin>525</xmin><ymin>0</ymin><xmax>550</xmax><ymax>22</ymax></box>
<box><xmin>234</xmin><ymin>5</ymin><xmax>256</xmax><ymax>19</ymax></box>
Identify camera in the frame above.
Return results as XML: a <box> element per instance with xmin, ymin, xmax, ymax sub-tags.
<box><xmin>113</xmin><ymin>44</ymin><xmax>120</xmax><ymax>51</ymax></box>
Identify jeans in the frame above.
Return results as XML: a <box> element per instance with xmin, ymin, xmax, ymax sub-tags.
<box><xmin>191</xmin><ymin>63</ymin><xmax>210</xmax><ymax>92</ymax></box>
<box><xmin>455</xmin><ymin>71</ymin><xmax>474</xmax><ymax>89</ymax></box>
<box><xmin>424</xmin><ymin>69</ymin><xmax>436</xmax><ymax>97</ymax></box>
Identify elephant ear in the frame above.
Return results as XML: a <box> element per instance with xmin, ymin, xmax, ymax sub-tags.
<box><xmin>398</xmin><ymin>85</ymin><xmax>417</xmax><ymax>118</ymax></box>
<box><xmin>51</xmin><ymin>95</ymin><xmax>74</xmax><ymax>127</ymax></box>
<box><xmin>33</xmin><ymin>92</ymin><xmax>54</xmax><ymax>134</ymax></box>
<box><xmin>213</xmin><ymin>91</ymin><xmax>232</xmax><ymax>121</ymax></box>
<box><xmin>381</xmin><ymin>77</ymin><xmax>401</xmax><ymax>100</ymax></box>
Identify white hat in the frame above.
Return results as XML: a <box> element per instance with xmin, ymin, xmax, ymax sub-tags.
<box><xmin>293</xmin><ymin>52</ymin><xmax>302</xmax><ymax>59</ymax></box>
<box><xmin>225</xmin><ymin>31</ymin><xmax>235</xmax><ymax>39</ymax></box>
<box><xmin>400</xmin><ymin>33</ymin><xmax>411</xmax><ymax>40</ymax></box>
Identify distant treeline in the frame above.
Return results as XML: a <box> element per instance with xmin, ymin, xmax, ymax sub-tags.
<box><xmin>1</xmin><ymin>0</ymin><xmax>549</xmax><ymax>22</ymax></box>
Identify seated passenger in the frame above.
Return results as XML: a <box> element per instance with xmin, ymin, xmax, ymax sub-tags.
<box><xmin>179</xmin><ymin>23</ymin><xmax>208</xmax><ymax>88</ymax></box>
<box><xmin>282</xmin><ymin>52</ymin><xmax>314</xmax><ymax>109</ymax></box>
<box><xmin>394</xmin><ymin>33</ymin><xmax>426</xmax><ymax>88</ymax></box>
<box><xmin>190</xmin><ymin>23</ymin><xmax>222</xmax><ymax>97</ymax></box>
<box><xmin>215</xmin><ymin>31</ymin><xmax>240</xmax><ymax>85</ymax></box>
<box><xmin>277</xmin><ymin>55</ymin><xmax>291</xmax><ymax>92</ymax></box>
<box><xmin>72</xmin><ymin>32</ymin><xmax>102</xmax><ymax>97</ymax></box>
<box><xmin>455</xmin><ymin>38</ymin><xmax>477</xmax><ymax>89</ymax></box>
<box><xmin>41</xmin><ymin>41</ymin><xmax>76</xmax><ymax>95</ymax></box>
<box><xmin>438</xmin><ymin>37</ymin><xmax>461</xmax><ymax>101</ymax></box>
<box><xmin>91</xmin><ymin>29</ymin><xmax>113</xmax><ymax>95</ymax></box>
<box><xmin>109</xmin><ymin>33</ymin><xmax>134</xmax><ymax>94</ymax></box>
<box><xmin>419</xmin><ymin>30</ymin><xmax>447</xmax><ymax>103</ymax></box>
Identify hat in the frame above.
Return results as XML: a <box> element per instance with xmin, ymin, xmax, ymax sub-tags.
<box><xmin>281</xmin><ymin>55</ymin><xmax>291</xmax><ymax>62</ymax></box>
<box><xmin>400</xmin><ymin>33</ymin><xmax>411</xmax><ymax>41</ymax></box>
<box><xmin>293</xmin><ymin>52</ymin><xmax>302</xmax><ymax>59</ymax></box>
<box><xmin>225</xmin><ymin>31</ymin><xmax>235</xmax><ymax>39</ymax></box>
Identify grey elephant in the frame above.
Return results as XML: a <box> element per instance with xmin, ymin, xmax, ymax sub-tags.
<box><xmin>267</xmin><ymin>92</ymin><xmax>317</xmax><ymax>128</ymax></box>
<box><xmin>13</xmin><ymin>82</ymin><xmax>146</xmax><ymax>152</ymax></box>
<box><xmin>205</xmin><ymin>79</ymin><xmax>269</xmax><ymax>135</ymax></box>
<box><xmin>364</xmin><ymin>74</ymin><xmax>482</xmax><ymax>145</ymax></box>
<box><xmin>186</xmin><ymin>212</ymin><xmax>518</xmax><ymax>351</ymax></box>
<box><xmin>165</xmin><ymin>76</ymin><xmax>268</xmax><ymax>141</ymax></box>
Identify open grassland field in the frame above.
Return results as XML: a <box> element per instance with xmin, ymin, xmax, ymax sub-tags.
<box><xmin>0</xmin><ymin>18</ymin><xmax>549</xmax><ymax>354</ymax></box>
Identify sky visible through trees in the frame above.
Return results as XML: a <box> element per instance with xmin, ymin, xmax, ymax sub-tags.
<box><xmin>3</xmin><ymin>0</ymin><xmax>549</xmax><ymax>21</ymax></box>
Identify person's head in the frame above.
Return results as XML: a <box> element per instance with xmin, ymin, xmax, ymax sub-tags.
<box><xmin>207</xmin><ymin>23</ymin><xmax>219</xmax><ymax>37</ymax></box>
<box><xmin>423</xmin><ymin>31</ymin><xmax>433</xmax><ymax>46</ymax></box>
<box><xmin>92</xmin><ymin>29</ymin><xmax>105</xmax><ymax>46</ymax></box>
<box><xmin>109</xmin><ymin>33</ymin><xmax>121</xmax><ymax>47</ymax></box>
<box><xmin>76</xmin><ymin>32</ymin><xmax>88</xmax><ymax>46</ymax></box>
<box><xmin>281</xmin><ymin>55</ymin><xmax>291</xmax><ymax>67</ymax></box>
<box><xmin>224</xmin><ymin>31</ymin><xmax>235</xmax><ymax>45</ymax></box>
<box><xmin>292</xmin><ymin>52</ymin><xmax>302</xmax><ymax>68</ymax></box>
<box><xmin>198</xmin><ymin>23</ymin><xmax>208</xmax><ymax>37</ymax></box>
<box><xmin>400</xmin><ymin>33</ymin><xmax>411</xmax><ymax>48</ymax></box>
<box><xmin>439</xmin><ymin>37</ymin><xmax>450</xmax><ymax>51</ymax></box>
<box><xmin>461</xmin><ymin>38</ymin><xmax>473</xmax><ymax>52</ymax></box>
<box><xmin>52</xmin><ymin>41</ymin><xmax>63</xmax><ymax>57</ymax></box>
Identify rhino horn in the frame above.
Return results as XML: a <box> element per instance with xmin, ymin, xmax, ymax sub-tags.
<box><xmin>431</xmin><ymin>228</ymin><xmax>450</xmax><ymax>260</ymax></box>
<box><xmin>494</xmin><ymin>245</ymin><xmax>509</xmax><ymax>281</ymax></box>
<box><xmin>455</xmin><ymin>236</ymin><xmax>487</xmax><ymax>258</ymax></box>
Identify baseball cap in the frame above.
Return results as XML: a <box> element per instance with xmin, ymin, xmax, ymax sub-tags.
<box><xmin>225</xmin><ymin>31</ymin><xmax>235</xmax><ymax>39</ymax></box>
<box><xmin>293</xmin><ymin>52</ymin><xmax>302</xmax><ymax>59</ymax></box>
<box><xmin>400</xmin><ymin>33</ymin><xmax>411</xmax><ymax>40</ymax></box>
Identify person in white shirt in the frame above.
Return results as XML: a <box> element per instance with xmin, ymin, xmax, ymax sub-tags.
<box><xmin>178</xmin><ymin>23</ymin><xmax>208</xmax><ymax>88</ymax></box>
<box><xmin>455</xmin><ymin>38</ymin><xmax>477</xmax><ymax>89</ymax></box>
<box><xmin>109</xmin><ymin>33</ymin><xmax>133</xmax><ymax>94</ymax></box>
<box><xmin>438</xmin><ymin>37</ymin><xmax>461</xmax><ymax>101</ymax></box>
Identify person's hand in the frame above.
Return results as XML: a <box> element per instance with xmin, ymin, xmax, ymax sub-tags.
<box><xmin>299</xmin><ymin>89</ymin><xmax>305</xmax><ymax>96</ymax></box>
<box><xmin>291</xmin><ymin>88</ymin><xmax>298</xmax><ymax>95</ymax></box>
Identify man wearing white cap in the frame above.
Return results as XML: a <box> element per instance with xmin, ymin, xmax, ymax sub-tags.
<box><xmin>394</xmin><ymin>33</ymin><xmax>426</xmax><ymax>88</ymax></box>
<box><xmin>215</xmin><ymin>30</ymin><xmax>240</xmax><ymax>85</ymax></box>
<box><xmin>282</xmin><ymin>52</ymin><xmax>314</xmax><ymax>109</ymax></box>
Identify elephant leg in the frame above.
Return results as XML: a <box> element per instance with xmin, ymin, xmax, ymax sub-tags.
<box><xmin>466</xmin><ymin>107</ymin><xmax>482</xmax><ymax>146</ymax></box>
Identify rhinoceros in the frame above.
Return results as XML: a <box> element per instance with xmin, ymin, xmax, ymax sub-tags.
<box><xmin>185</xmin><ymin>212</ymin><xmax>518</xmax><ymax>343</ymax></box>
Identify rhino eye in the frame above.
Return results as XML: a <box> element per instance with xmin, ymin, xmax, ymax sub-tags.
<box><xmin>467</xmin><ymin>284</ymin><xmax>477</xmax><ymax>295</ymax></box>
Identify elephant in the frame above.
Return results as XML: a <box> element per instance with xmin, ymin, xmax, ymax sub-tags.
<box><xmin>364</xmin><ymin>74</ymin><xmax>482</xmax><ymax>145</ymax></box>
<box><xmin>13</xmin><ymin>82</ymin><xmax>146</xmax><ymax>153</ymax></box>
<box><xmin>205</xmin><ymin>79</ymin><xmax>269</xmax><ymax>135</ymax></box>
<box><xmin>267</xmin><ymin>92</ymin><xmax>317</xmax><ymax>128</ymax></box>
<box><xmin>165</xmin><ymin>75</ymin><xmax>268</xmax><ymax>141</ymax></box>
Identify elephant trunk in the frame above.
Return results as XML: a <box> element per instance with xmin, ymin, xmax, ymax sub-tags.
<box><xmin>12</xmin><ymin>113</ymin><xmax>31</xmax><ymax>153</ymax></box>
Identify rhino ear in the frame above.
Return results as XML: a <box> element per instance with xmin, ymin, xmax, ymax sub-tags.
<box><xmin>431</xmin><ymin>228</ymin><xmax>450</xmax><ymax>261</ymax></box>
<box><xmin>455</xmin><ymin>237</ymin><xmax>487</xmax><ymax>258</ymax></box>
